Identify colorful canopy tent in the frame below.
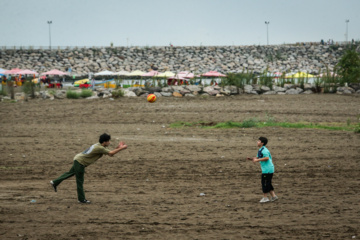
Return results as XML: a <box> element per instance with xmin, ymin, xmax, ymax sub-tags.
<box><xmin>167</xmin><ymin>71</ymin><xmax>195</xmax><ymax>85</ymax></box>
<box><xmin>157</xmin><ymin>71</ymin><xmax>175</xmax><ymax>77</ymax></box>
<box><xmin>94</xmin><ymin>70</ymin><xmax>114</xmax><ymax>76</ymax></box>
<box><xmin>201</xmin><ymin>71</ymin><xmax>227</xmax><ymax>77</ymax></box>
<box><xmin>41</xmin><ymin>69</ymin><xmax>68</xmax><ymax>76</ymax></box>
<box><xmin>113</xmin><ymin>71</ymin><xmax>130</xmax><ymax>76</ymax></box>
<box><xmin>273</xmin><ymin>72</ymin><xmax>283</xmax><ymax>77</ymax></box>
<box><xmin>128</xmin><ymin>70</ymin><xmax>146</xmax><ymax>76</ymax></box>
<box><xmin>142</xmin><ymin>71</ymin><xmax>160</xmax><ymax>77</ymax></box>
<box><xmin>3</xmin><ymin>68</ymin><xmax>23</xmax><ymax>74</ymax></box>
<box><xmin>17</xmin><ymin>69</ymin><xmax>38</xmax><ymax>75</ymax></box>
<box><xmin>286</xmin><ymin>72</ymin><xmax>315</xmax><ymax>78</ymax></box>
<box><xmin>177</xmin><ymin>71</ymin><xmax>195</xmax><ymax>79</ymax></box>
<box><xmin>262</xmin><ymin>72</ymin><xmax>283</xmax><ymax>77</ymax></box>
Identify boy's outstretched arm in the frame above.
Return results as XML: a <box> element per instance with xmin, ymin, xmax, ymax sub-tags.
<box><xmin>108</xmin><ymin>142</ymin><xmax>128</xmax><ymax>156</ymax></box>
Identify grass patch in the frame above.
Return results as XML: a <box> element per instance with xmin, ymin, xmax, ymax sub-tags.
<box><xmin>80</xmin><ymin>89</ymin><xmax>93</xmax><ymax>98</ymax></box>
<box><xmin>66</xmin><ymin>90</ymin><xmax>80</xmax><ymax>99</ymax></box>
<box><xmin>170</xmin><ymin>120</ymin><xmax>356</xmax><ymax>132</ymax></box>
<box><xmin>111</xmin><ymin>89</ymin><xmax>124</xmax><ymax>98</ymax></box>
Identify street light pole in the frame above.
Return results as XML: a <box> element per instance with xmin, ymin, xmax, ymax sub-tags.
<box><xmin>345</xmin><ymin>19</ymin><xmax>349</xmax><ymax>43</ymax></box>
<box><xmin>265</xmin><ymin>21</ymin><xmax>270</xmax><ymax>45</ymax></box>
<box><xmin>47</xmin><ymin>21</ymin><xmax>52</xmax><ymax>50</ymax></box>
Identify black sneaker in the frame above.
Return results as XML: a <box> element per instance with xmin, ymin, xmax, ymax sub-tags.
<box><xmin>78</xmin><ymin>199</ymin><xmax>91</xmax><ymax>204</ymax></box>
<box><xmin>50</xmin><ymin>181</ymin><xmax>57</xmax><ymax>192</ymax></box>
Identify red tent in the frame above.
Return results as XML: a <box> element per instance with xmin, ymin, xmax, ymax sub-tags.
<box><xmin>141</xmin><ymin>71</ymin><xmax>160</xmax><ymax>77</ymax></box>
<box><xmin>3</xmin><ymin>68</ymin><xmax>23</xmax><ymax>74</ymax></box>
<box><xmin>201</xmin><ymin>71</ymin><xmax>226</xmax><ymax>77</ymax></box>
<box><xmin>40</xmin><ymin>69</ymin><xmax>68</xmax><ymax>76</ymax></box>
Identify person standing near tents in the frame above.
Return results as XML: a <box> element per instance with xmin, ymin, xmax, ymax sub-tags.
<box><xmin>50</xmin><ymin>133</ymin><xmax>128</xmax><ymax>204</ymax></box>
<box><xmin>91</xmin><ymin>76</ymin><xmax>95</xmax><ymax>90</ymax></box>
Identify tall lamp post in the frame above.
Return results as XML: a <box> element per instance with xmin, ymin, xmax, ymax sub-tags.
<box><xmin>265</xmin><ymin>21</ymin><xmax>270</xmax><ymax>45</ymax></box>
<box><xmin>345</xmin><ymin>19</ymin><xmax>349</xmax><ymax>43</ymax></box>
<box><xmin>47</xmin><ymin>21</ymin><xmax>52</xmax><ymax>50</ymax></box>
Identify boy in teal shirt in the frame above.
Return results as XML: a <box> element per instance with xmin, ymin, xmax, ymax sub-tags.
<box><xmin>247</xmin><ymin>137</ymin><xmax>278</xmax><ymax>203</ymax></box>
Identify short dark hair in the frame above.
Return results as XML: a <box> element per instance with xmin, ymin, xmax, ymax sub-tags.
<box><xmin>259</xmin><ymin>137</ymin><xmax>268</xmax><ymax>146</ymax></box>
<box><xmin>99</xmin><ymin>133</ymin><xmax>111</xmax><ymax>143</ymax></box>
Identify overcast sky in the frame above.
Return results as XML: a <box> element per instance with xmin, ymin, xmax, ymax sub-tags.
<box><xmin>1</xmin><ymin>0</ymin><xmax>359</xmax><ymax>47</ymax></box>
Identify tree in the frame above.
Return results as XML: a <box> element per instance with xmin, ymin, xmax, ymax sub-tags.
<box><xmin>337</xmin><ymin>46</ymin><xmax>360</xmax><ymax>84</ymax></box>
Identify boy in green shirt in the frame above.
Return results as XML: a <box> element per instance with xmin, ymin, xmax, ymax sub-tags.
<box><xmin>247</xmin><ymin>137</ymin><xmax>278</xmax><ymax>203</ymax></box>
<box><xmin>50</xmin><ymin>133</ymin><xmax>128</xmax><ymax>204</ymax></box>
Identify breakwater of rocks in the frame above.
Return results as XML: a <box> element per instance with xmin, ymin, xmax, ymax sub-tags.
<box><xmin>0</xmin><ymin>43</ymin><xmax>348</xmax><ymax>75</ymax></box>
<box><xmin>5</xmin><ymin>83</ymin><xmax>360</xmax><ymax>102</ymax></box>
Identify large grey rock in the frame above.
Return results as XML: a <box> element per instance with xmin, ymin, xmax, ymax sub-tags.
<box><xmin>337</xmin><ymin>86</ymin><xmax>355</xmax><ymax>94</ymax></box>
<box><xmin>180</xmin><ymin>89</ymin><xmax>191</xmax><ymax>95</ymax></box>
<box><xmin>161</xmin><ymin>87</ymin><xmax>173</xmax><ymax>93</ymax></box>
<box><xmin>133</xmin><ymin>88</ymin><xmax>149</xmax><ymax>96</ymax></box>
<box><xmin>160</xmin><ymin>92</ymin><xmax>172</xmax><ymax>97</ymax></box>
<box><xmin>124</xmin><ymin>90</ymin><xmax>137</xmax><ymax>97</ymax></box>
<box><xmin>54</xmin><ymin>90</ymin><xmax>66</xmax><ymax>99</ymax></box>
<box><xmin>220</xmin><ymin>88</ymin><xmax>231</xmax><ymax>96</ymax></box>
<box><xmin>260</xmin><ymin>86</ymin><xmax>271</xmax><ymax>92</ymax></box>
<box><xmin>273</xmin><ymin>86</ymin><xmax>286</xmax><ymax>92</ymax></box>
<box><xmin>223</xmin><ymin>85</ymin><xmax>238</xmax><ymax>95</ymax></box>
<box><xmin>244</xmin><ymin>85</ymin><xmax>253</xmax><ymax>93</ymax></box>
<box><xmin>286</xmin><ymin>88</ymin><xmax>300</xmax><ymax>94</ymax></box>
<box><xmin>171</xmin><ymin>86</ymin><xmax>185</xmax><ymax>92</ymax></box>
<box><xmin>284</xmin><ymin>84</ymin><xmax>295</xmax><ymax>89</ymax></box>
<box><xmin>203</xmin><ymin>86</ymin><xmax>215</xmax><ymax>93</ymax></box>
<box><xmin>153</xmin><ymin>92</ymin><xmax>162</xmax><ymax>98</ymax></box>
<box><xmin>146</xmin><ymin>87</ymin><xmax>162</xmax><ymax>93</ymax></box>
<box><xmin>296</xmin><ymin>87</ymin><xmax>304</xmax><ymax>94</ymax></box>
<box><xmin>185</xmin><ymin>85</ymin><xmax>202</xmax><ymax>92</ymax></box>
<box><xmin>303</xmin><ymin>83</ymin><xmax>314</xmax><ymax>90</ymax></box>
<box><xmin>86</xmin><ymin>95</ymin><xmax>100</xmax><ymax>99</ymax></box>
<box><xmin>303</xmin><ymin>90</ymin><xmax>313</xmax><ymax>94</ymax></box>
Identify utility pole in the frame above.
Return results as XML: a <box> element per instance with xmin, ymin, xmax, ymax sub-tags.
<box><xmin>47</xmin><ymin>21</ymin><xmax>52</xmax><ymax>50</ymax></box>
<box><xmin>265</xmin><ymin>21</ymin><xmax>270</xmax><ymax>45</ymax></box>
<box><xmin>345</xmin><ymin>19</ymin><xmax>349</xmax><ymax>43</ymax></box>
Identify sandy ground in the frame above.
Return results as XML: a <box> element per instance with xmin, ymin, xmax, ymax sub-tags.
<box><xmin>0</xmin><ymin>94</ymin><xmax>360</xmax><ymax>240</ymax></box>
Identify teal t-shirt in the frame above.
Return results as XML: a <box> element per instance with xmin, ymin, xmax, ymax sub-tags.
<box><xmin>257</xmin><ymin>146</ymin><xmax>274</xmax><ymax>174</ymax></box>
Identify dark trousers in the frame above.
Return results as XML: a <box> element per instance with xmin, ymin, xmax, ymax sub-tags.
<box><xmin>52</xmin><ymin>160</ymin><xmax>85</xmax><ymax>201</ymax></box>
<box><xmin>261</xmin><ymin>173</ymin><xmax>274</xmax><ymax>194</ymax></box>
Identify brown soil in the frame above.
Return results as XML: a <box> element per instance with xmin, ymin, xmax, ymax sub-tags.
<box><xmin>1</xmin><ymin>94</ymin><xmax>360</xmax><ymax>240</ymax></box>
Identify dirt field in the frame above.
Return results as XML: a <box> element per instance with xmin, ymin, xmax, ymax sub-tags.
<box><xmin>1</xmin><ymin>94</ymin><xmax>360</xmax><ymax>240</ymax></box>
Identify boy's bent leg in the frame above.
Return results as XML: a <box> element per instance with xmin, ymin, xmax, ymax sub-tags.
<box><xmin>52</xmin><ymin>164</ymin><xmax>76</xmax><ymax>187</ymax></box>
<box><xmin>74</xmin><ymin>160</ymin><xmax>86</xmax><ymax>202</ymax></box>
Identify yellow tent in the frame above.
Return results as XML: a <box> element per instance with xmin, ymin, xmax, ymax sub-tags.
<box><xmin>286</xmin><ymin>72</ymin><xmax>314</xmax><ymax>78</ymax></box>
<box><xmin>128</xmin><ymin>70</ymin><xmax>146</xmax><ymax>76</ymax></box>
<box><xmin>157</xmin><ymin>71</ymin><xmax>175</xmax><ymax>77</ymax></box>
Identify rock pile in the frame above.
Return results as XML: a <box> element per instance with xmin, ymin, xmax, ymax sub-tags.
<box><xmin>3</xmin><ymin>84</ymin><xmax>360</xmax><ymax>102</ymax></box>
<box><xmin>0</xmin><ymin>43</ymin><xmax>347</xmax><ymax>75</ymax></box>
